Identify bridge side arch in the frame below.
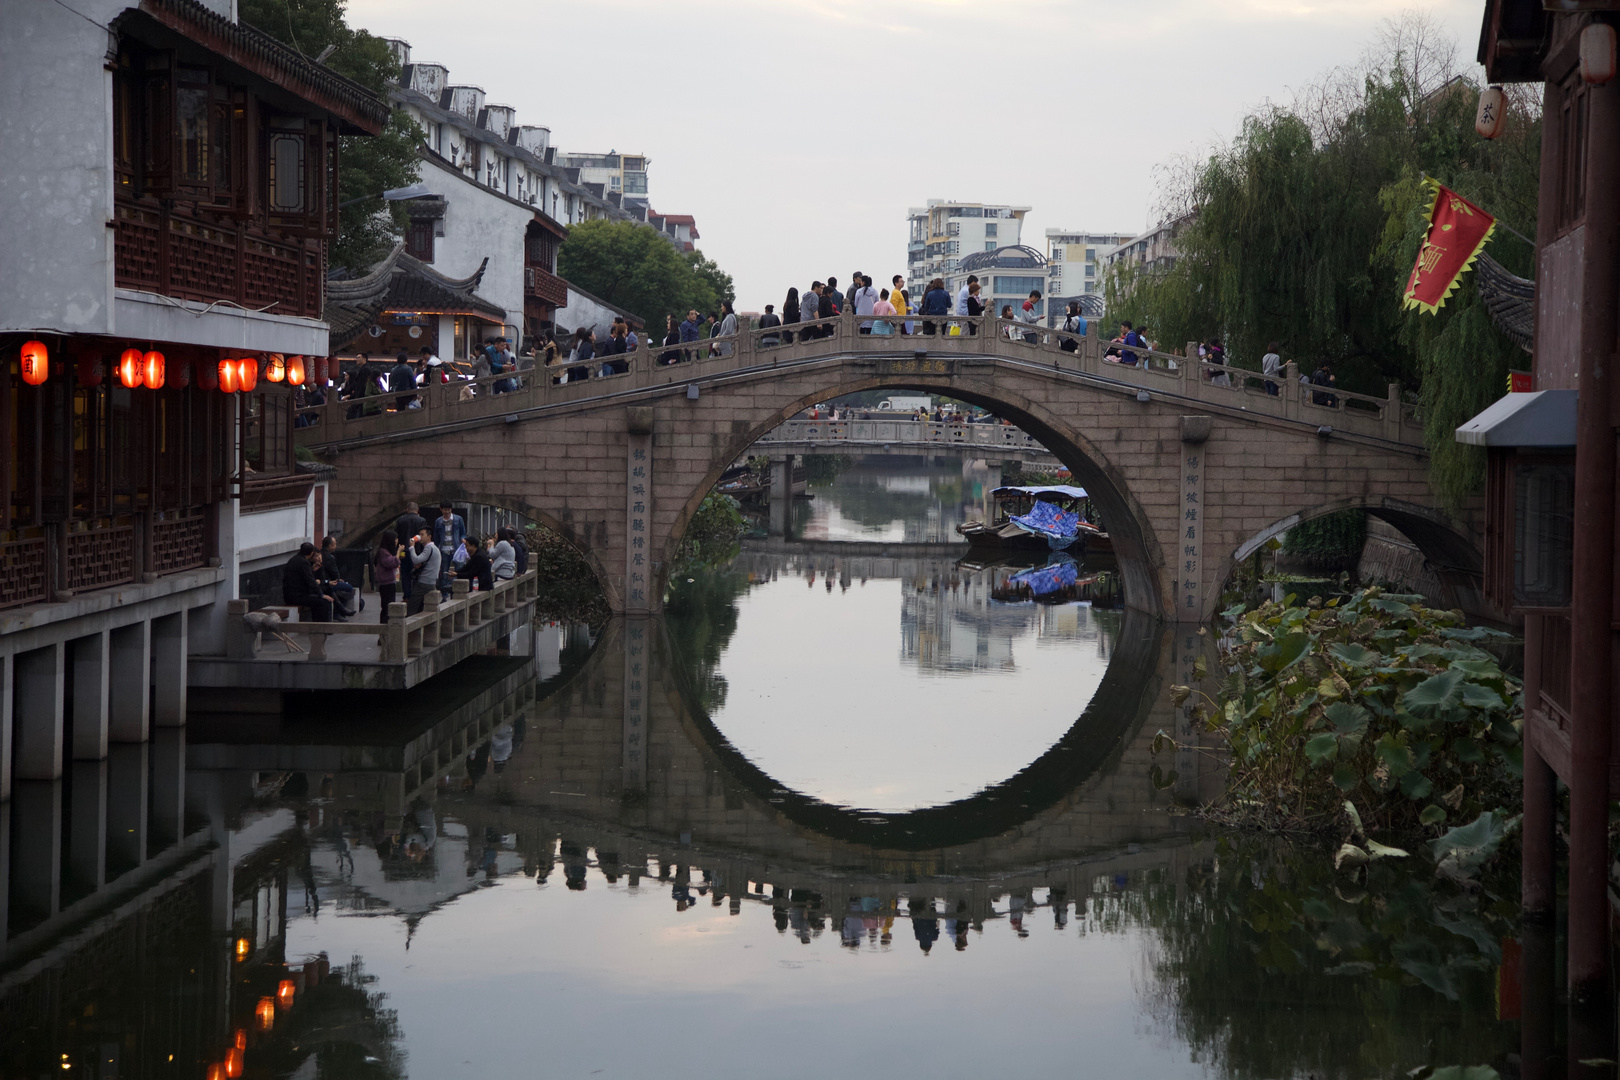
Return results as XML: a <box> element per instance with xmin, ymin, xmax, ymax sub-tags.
<box><xmin>658</xmin><ymin>372</ymin><xmax>1170</xmax><ymax>618</ymax></box>
<box><xmin>339</xmin><ymin>493</ymin><xmax>620</xmax><ymax>608</ymax></box>
<box><xmin>1220</xmin><ymin>496</ymin><xmax>1487</xmax><ymax>617</ymax></box>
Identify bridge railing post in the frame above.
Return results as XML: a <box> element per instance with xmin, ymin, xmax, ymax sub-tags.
<box><xmin>1283</xmin><ymin>362</ymin><xmax>1300</xmax><ymax>421</ymax></box>
<box><xmin>1384</xmin><ymin>382</ymin><xmax>1403</xmax><ymax>440</ymax></box>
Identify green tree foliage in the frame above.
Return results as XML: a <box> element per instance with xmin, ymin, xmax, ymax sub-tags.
<box><xmin>523</xmin><ymin>524</ymin><xmax>610</xmax><ymax>626</ymax></box>
<box><xmin>1109</xmin><ymin>15</ymin><xmax>1540</xmax><ymax>506</ymax></box>
<box><xmin>1183</xmin><ymin>587</ymin><xmax>1521</xmax><ymax>836</ymax></box>
<box><xmin>558</xmin><ymin>220</ymin><xmax>736</xmax><ymax>329</ymax></box>
<box><xmin>239</xmin><ymin>0</ymin><xmax>421</xmax><ymax>273</ymax></box>
<box><xmin>1281</xmin><ymin>508</ymin><xmax>1367</xmax><ymax>566</ymax></box>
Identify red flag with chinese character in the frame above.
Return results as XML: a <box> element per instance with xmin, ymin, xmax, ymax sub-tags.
<box><xmin>1402</xmin><ymin>181</ymin><xmax>1496</xmax><ymax>315</ymax></box>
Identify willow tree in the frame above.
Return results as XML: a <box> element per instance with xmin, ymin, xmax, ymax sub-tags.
<box><xmin>1109</xmin><ymin>14</ymin><xmax>1540</xmax><ymax>506</ymax></box>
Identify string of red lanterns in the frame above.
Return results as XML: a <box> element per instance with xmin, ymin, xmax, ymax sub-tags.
<box><xmin>17</xmin><ymin>341</ymin><xmax>322</xmax><ymax>394</ymax></box>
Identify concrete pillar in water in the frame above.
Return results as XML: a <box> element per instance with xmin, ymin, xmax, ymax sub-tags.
<box><xmin>67</xmin><ymin>759</ymin><xmax>108</xmax><ymax>893</ymax></box>
<box><xmin>1</xmin><ymin>654</ymin><xmax>13</xmax><ymax>802</ymax></box>
<box><xmin>769</xmin><ymin>455</ymin><xmax>794</xmax><ymax>536</ymax></box>
<box><xmin>107</xmin><ymin>742</ymin><xmax>149</xmax><ymax>876</ymax></box>
<box><xmin>151</xmin><ymin>611</ymin><xmax>187</xmax><ymax>727</ymax></box>
<box><xmin>151</xmin><ymin>726</ymin><xmax>186</xmax><ymax>850</ymax></box>
<box><xmin>108</xmin><ymin>621</ymin><xmax>151</xmax><ymax>743</ymax></box>
<box><xmin>0</xmin><ymin>800</ymin><xmax>9</xmax><ymax>962</ymax></box>
<box><xmin>71</xmin><ymin>630</ymin><xmax>110</xmax><ymax>760</ymax></box>
<box><xmin>14</xmin><ymin>643</ymin><xmax>65</xmax><ymax>781</ymax></box>
<box><xmin>10</xmin><ymin>779</ymin><xmax>62</xmax><ymax>924</ymax></box>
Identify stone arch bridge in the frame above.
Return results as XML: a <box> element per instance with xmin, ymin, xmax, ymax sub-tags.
<box><xmin>297</xmin><ymin>312</ymin><xmax>1486</xmax><ymax>622</ymax></box>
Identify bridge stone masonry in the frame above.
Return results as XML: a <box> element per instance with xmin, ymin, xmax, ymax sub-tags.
<box><xmin>299</xmin><ymin>310</ymin><xmax>1488</xmax><ymax>622</ymax></box>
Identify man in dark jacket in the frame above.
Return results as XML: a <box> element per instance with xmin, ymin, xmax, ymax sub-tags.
<box><xmin>394</xmin><ymin>501</ymin><xmax>426</xmax><ymax>600</ymax></box>
<box><xmin>390</xmin><ymin>352</ymin><xmax>417</xmax><ymax>411</ymax></box>
<box><xmin>283</xmin><ymin>543</ymin><xmax>337</xmax><ymax>621</ymax></box>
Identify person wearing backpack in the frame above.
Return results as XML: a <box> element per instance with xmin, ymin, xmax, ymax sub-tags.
<box><xmin>1059</xmin><ymin>302</ymin><xmax>1087</xmax><ymax>352</ymax></box>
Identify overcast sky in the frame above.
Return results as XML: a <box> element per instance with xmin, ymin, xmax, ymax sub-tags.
<box><xmin>349</xmin><ymin>0</ymin><xmax>1486</xmax><ymax>310</ymax></box>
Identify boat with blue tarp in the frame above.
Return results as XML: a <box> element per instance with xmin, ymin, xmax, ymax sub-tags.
<box><xmin>957</xmin><ymin>485</ymin><xmax>1110</xmax><ymax>553</ymax></box>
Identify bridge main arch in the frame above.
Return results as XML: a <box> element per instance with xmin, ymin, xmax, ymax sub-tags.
<box><xmin>662</xmin><ymin>371</ymin><xmax>1170</xmax><ymax>618</ymax></box>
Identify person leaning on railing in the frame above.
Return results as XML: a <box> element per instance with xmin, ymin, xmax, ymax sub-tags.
<box><xmin>759</xmin><ymin>303</ymin><xmax>782</xmax><ymax>346</ymax></box>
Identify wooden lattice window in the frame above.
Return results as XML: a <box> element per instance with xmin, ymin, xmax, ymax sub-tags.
<box><xmin>407</xmin><ymin>219</ymin><xmax>435</xmax><ymax>263</ymax></box>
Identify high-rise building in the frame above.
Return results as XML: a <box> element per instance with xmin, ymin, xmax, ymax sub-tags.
<box><xmin>554</xmin><ymin>150</ymin><xmax>652</xmax><ymax>211</ymax></box>
<box><xmin>1045</xmin><ymin>230</ymin><xmax>1134</xmax><ymax>300</ymax></box>
<box><xmin>905</xmin><ymin>200</ymin><xmax>1031</xmax><ymax>293</ymax></box>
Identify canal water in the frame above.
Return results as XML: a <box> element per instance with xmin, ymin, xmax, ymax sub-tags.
<box><xmin>0</xmin><ymin>456</ymin><xmax>1525</xmax><ymax>1079</ymax></box>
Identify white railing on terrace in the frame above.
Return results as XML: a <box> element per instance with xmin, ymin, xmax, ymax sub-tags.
<box><xmin>292</xmin><ymin>311</ymin><xmax>1424</xmax><ymax>449</ymax></box>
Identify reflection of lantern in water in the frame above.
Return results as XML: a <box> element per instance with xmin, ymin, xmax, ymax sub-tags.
<box><xmin>235</xmin><ymin>937</ymin><xmax>251</xmax><ymax>961</ymax></box>
<box><xmin>256</xmin><ymin>996</ymin><xmax>276</xmax><ymax>1031</ymax></box>
<box><xmin>20</xmin><ymin>340</ymin><xmax>48</xmax><ymax>385</ymax></box>
<box><xmin>224</xmin><ymin>1045</ymin><xmax>244</xmax><ymax>1078</ymax></box>
<box><xmin>235</xmin><ymin>1029</ymin><xmax>247</xmax><ymax>1050</ymax></box>
<box><xmin>206</xmin><ymin>1065</ymin><xmax>225</xmax><ymax>1080</ymax></box>
<box><xmin>276</xmin><ymin>979</ymin><xmax>295</xmax><ymax>1008</ymax></box>
<box><xmin>143</xmin><ymin>350</ymin><xmax>166</xmax><ymax>389</ymax></box>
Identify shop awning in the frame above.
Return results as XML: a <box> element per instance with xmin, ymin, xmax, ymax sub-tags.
<box><xmin>1454</xmin><ymin>389</ymin><xmax>1576</xmax><ymax>447</ymax></box>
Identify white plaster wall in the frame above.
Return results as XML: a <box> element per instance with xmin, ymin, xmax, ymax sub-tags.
<box><xmin>0</xmin><ymin>0</ymin><xmax>122</xmax><ymax>336</ymax></box>
<box><xmin>425</xmin><ymin>156</ymin><xmax>529</xmax><ymax>331</ymax></box>
<box><xmin>238</xmin><ymin>503</ymin><xmax>313</xmax><ymax>570</ymax></box>
<box><xmin>560</xmin><ymin>288</ymin><xmax>632</xmax><ymax>339</ymax></box>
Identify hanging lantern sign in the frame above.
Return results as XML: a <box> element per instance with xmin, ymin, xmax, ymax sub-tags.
<box><xmin>1582</xmin><ymin>23</ymin><xmax>1617</xmax><ymax>85</ymax></box>
<box><xmin>19</xmin><ymin>340</ymin><xmax>48</xmax><ymax>385</ymax></box>
<box><xmin>266</xmin><ymin>353</ymin><xmax>286</xmax><ymax>383</ymax></box>
<box><xmin>118</xmin><ymin>348</ymin><xmax>144</xmax><ymax>388</ymax></box>
<box><xmin>143</xmin><ymin>350</ymin><xmax>166</xmax><ymax>390</ymax></box>
<box><xmin>218</xmin><ymin>359</ymin><xmax>241</xmax><ymax>394</ymax></box>
<box><xmin>195</xmin><ymin>358</ymin><xmax>216</xmax><ymax>390</ymax></box>
<box><xmin>76</xmin><ymin>353</ymin><xmax>106</xmax><ymax>387</ymax></box>
<box><xmin>1475</xmin><ymin>85</ymin><xmax>1505</xmax><ymax>139</ymax></box>
<box><xmin>312</xmin><ymin>356</ymin><xmax>328</xmax><ymax>385</ymax></box>
<box><xmin>286</xmin><ymin>355</ymin><xmax>306</xmax><ymax>386</ymax></box>
<box><xmin>175</xmin><ymin>359</ymin><xmax>192</xmax><ymax>388</ymax></box>
<box><xmin>238</xmin><ymin>357</ymin><xmax>259</xmax><ymax>392</ymax></box>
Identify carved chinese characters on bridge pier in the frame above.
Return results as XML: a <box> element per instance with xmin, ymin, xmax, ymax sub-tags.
<box><xmin>623</xmin><ymin>620</ymin><xmax>648</xmax><ymax>791</ymax></box>
<box><xmin>626</xmin><ymin>435</ymin><xmax>651</xmax><ymax>613</ymax></box>
<box><xmin>1177</xmin><ymin>449</ymin><xmax>1206</xmax><ymax>622</ymax></box>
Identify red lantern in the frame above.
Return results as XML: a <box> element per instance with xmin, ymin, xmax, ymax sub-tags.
<box><xmin>312</xmin><ymin>356</ymin><xmax>328</xmax><ymax>384</ymax></box>
<box><xmin>218</xmin><ymin>359</ymin><xmax>241</xmax><ymax>394</ymax></box>
<box><xmin>76</xmin><ymin>353</ymin><xmax>106</xmax><ymax>387</ymax></box>
<box><xmin>19</xmin><ymin>340</ymin><xmax>48</xmax><ymax>385</ymax></box>
<box><xmin>286</xmin><ymin>355</ymin><xmax>306</xmax><ymax>386</ymax></box>
<box><xmin>175</xmin><ymin>360</ymin><xmax>192</xmax><ymax>388</ymax></box>
<box><xmin>195</xmin><ymin>358</ymin><xmax>216</xmax><ymax>390</ymax></box>
<box><xmin>142</xmin><ymin>350</ymin><xmax>165</xmax><ymax>390</ymax></box>
<box><xmin>238</xmin><ymin>357</ymin><xmax>259</xmax><ymax>392</ymax></box>
<box><xmin>1582</xmin><ymin>22</ymin><xmax>1617</xmax><ymax>85</ymax></box>
<box><xmin>118</xmin><ymin>348</ymin><xmax>144</xmax><ymax>388</ymax></box>
<box><xmin>266</xmin><ymin>354</ymin><xmax>286</xmax><ymax>383</ymax></box>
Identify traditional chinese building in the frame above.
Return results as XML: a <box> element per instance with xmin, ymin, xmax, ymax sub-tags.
<box><xmin>1469</xmin><ymin>0</ymin><xmax>1618</xmax><ymax>1063</ymax></box>
<box><xmin>0</xmin><ymin>0</ymin><xmax>386</xmax><ymax>806</ymax></box>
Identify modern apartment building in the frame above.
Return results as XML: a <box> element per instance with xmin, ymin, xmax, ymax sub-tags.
<box><xmin>905</xmin><ymin>201</ymin><xmax>1031</xmax><ymax>291</ymax></box>
<box><xmin>1104</xmin><ymin>215</ymin><xmax>1193</xmax><ymax>277</ymax></box>
<box><xmin>1045</xmin><ymin>230</ymin><xmax>1134</xmax><ymax>300</ymax></box>
<box><xmin>554</xmin><ymin>151</ymin><xmax>651</xmax><ymax>212</ymax></box>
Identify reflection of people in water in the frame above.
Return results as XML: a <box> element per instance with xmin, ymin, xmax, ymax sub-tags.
<box><xmin>490</xmin><ymin>722</ymin><xmax>514</xmax><ymax>774</ymax></box>
<box><xmin>402</xmin><ymin>800</ymin><xmax>437</xmax><ymax>863</ymax></box>
<box><xmin>910</xmin><ymin>897</ymin><xmax>939</xmax><ymax>953</ymax></box>
<box><xmin>561</xmin><ymin>840</ymin><xmax>589</xmax><ymax>890</ymax></box>
<box><xmin>463</xmin><ymin>740</ymin><xmax>490</xmax><ymax>791</ymax></box>
<box><xmin>1051</xmin><ymin>886</ymin><xmax>1069</xmax><ymax>930</ymax></box>
<box><xmin>1008</xmin><ymin>891</ymin><xmax>1030</xmax><ymax>938</ymax></box>
<box><xmin>597</xmin><ymin>850</ymin><xmax>621</xmax><ymax>884</ymax></box>
<box><xmin>842</xmin><ymin>899</ymin><xmax>864</xmax><ymax>948</ymax></box>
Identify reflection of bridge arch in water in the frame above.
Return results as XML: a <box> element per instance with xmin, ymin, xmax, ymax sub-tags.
<box><xmin>435</xmin><ymin>611</ymin><xmax>1217</xmax><ymax>877</ymax></box>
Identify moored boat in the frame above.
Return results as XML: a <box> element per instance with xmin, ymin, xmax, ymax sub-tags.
<box><xmin>956</xmin><ymin>484</ymin><xmax>1112</xmax><ymax>553</ymax></box>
